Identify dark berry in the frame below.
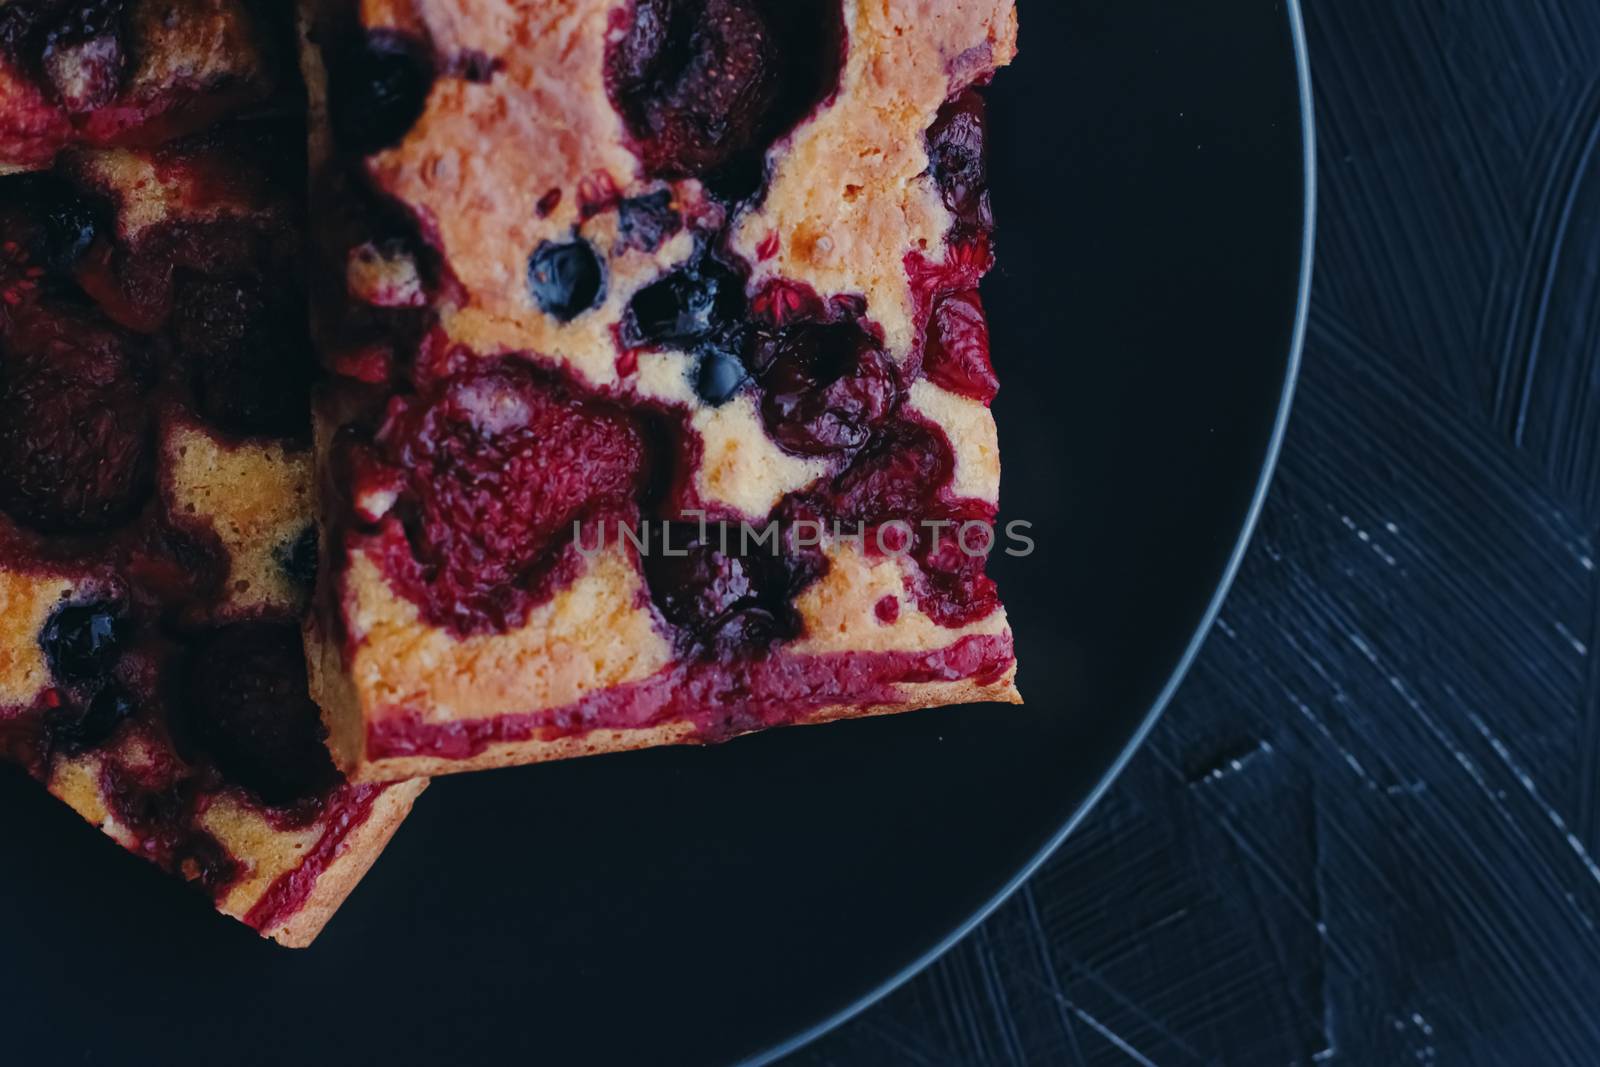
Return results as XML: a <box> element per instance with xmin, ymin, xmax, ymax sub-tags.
<box><xmin>39</xmin><ymin>600</ymin><xmax>126</xmax><ymax>684</ymax></box>
<box><xmin>616</xmin><ymin>189</ymin><xmax>683</xmax><ymax>254</ymax></box>
<box><xmin>695</xmin><ymin>346</ymin><xmax>748</xmax><ymax>405</ymax></box>
<box><xmin>642</xmin><ymin>522</ymin><xmax>799</xmax><ymax>657</ymax></box>
<box><xmin>328</xmin><ymin>31</ymin><xmax>434</xmax><ymax>156</ymax></box>
<box><xmin>605</xmin><ymin>0</ymin><xmax>845</xmax><ymax>196</ymax></box>
<box><xmin>923</xmin><ymin>289</ymin><xmax>999</xmax><ymax>402</ymax></box>
<box><xmin>276</xmin><ymin>525</ymin><xmax>319</xmax><ymax>589</ymax></box>
<box><xmin>172</xmin><ymin>274</ymin><xmax>314</xmax><ymax>438</ymax></box>
<box><xmin>0</xmin><ymin>301</ymin><xmax>154</xmax><ymax>532</ymax></box>
<box><xmin>383</xmin><ymin>365</ymin><xmax>645</xmax><ymax>626</ymax></box>
<box><xmin>927</xmin><ymin>89</ymin><xmax>992</xmax><ymax>231</ymax></box>
<box><xmin>607</xmin><ymin>0</ymin><xmax>777</xmax><ymax>179</ymax></box>
<box><xmin>828</xmin><ymin>419</ymin><xmax>954</xmax><ymax>525</ymax></box>
<box><xmin>757</xmin><ymin>321</ymin><xmax>897</xmax><ymax>457</ymax></box>
<box><xmin>39</xmin><ymin>190</ymin><xmax>101</xmax><ymax>271</ymax></box>
<box><xmin>52</xmin><ymin>683</ymin><xmax>136</xmax><ymax>753</ymax></box>
<box><xmin>183</xmin><ymin>623</ymin><xmax>341</xmax><ymax>806</ymax></box>
<box><xmin>625</xmin><ymin>261</ymin><xmax>741</xmax><ymax>348</ymax></box>
<box><xmin>528</xmin><ymin>239</ymin><xmax>606</xmax><ymax>321</ymax></box>
<box><xmin>7</xmin><ymin>173</ymin><xmax>107</xmax><ymax>274</ymax></box>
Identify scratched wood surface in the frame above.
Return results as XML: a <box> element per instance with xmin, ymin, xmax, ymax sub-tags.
<box><xmin>790</xmin><ymin>1</ymin><xmax>1600</xmax><ymax>1063</ymax></box>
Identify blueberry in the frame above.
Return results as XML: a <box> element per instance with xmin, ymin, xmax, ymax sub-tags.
<box><xmin>39</xmin><ymin>601</ymin><xmax>126</xmax><ymax>684</ymax></box>
<box><xmin>528</xmin><ymin>239</ymin><xmax>606</xmax><ymax>321</ymax></box>
<box><xmin>37</xmin><ymin>187</ymin><xmax>101</xmax><ymax>272</ymax></box>
<box><xmin>628</xmin><ymin>270</ymin><xmax>722</xmax><ymax>347</ymax></box>
<box><xmin>53</xmin><ymin>684</ymin><xmax>136</xmax><ymax>753</ymax></box>
<box><xmin>695</xmin><ymin>346</ymin><xmax>747</xmax><ymax>406</ymax></box>
<box><xmin>328</xmin><ymin>31</ymin><xmax>434</xmax><ymax>156</ymax></box>
<box><xmin>276</xmin><ymin>525</ymin><xmax>319</xmax><ymax>589</ymax></box>
<box><xmin>624</xmin><ymin>258</ymin><xmax>745</xmax><ymax>349</ymax></box>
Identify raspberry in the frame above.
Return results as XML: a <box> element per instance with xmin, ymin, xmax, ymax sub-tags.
<box><xmin>172</xmin><ymin>274</ymin><xmax>314</xmax><ymax>438</ymax></box>
<box><xmin>0</xmin><ymin>300</ymin><xmax>154</xmax><ymax>532</ymax></box>
<box><xmin>182</xmin><ymin>623</ymin><xmax>340</xmax><ymax>806</ymax></box>
<box><xmin>382</xmin><ymin>365</ymin><xmax>646</xmax><ymax>627</ymax></box>
<box><xmin>606</xmin><ymin>0</ymin><xmax>845</xmax><ymax>197</ymax></box>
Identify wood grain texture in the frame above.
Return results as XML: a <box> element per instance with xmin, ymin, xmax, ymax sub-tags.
<box><xmin>790</xmin><ymin>0</ymin><xmax>1600</xmax><ymax>1062</ymax></box>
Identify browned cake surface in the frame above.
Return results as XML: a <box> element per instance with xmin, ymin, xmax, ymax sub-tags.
<box><xmin>301</xmin><ymin>0</ymin><xmax>1021</xmax><ymax>781</ymax></box>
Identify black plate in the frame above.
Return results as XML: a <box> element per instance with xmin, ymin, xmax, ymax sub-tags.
<box><xmin>0</xmin><ymin>2</ymin><xmax>1311</xmax><ymax>1063</ymax></box>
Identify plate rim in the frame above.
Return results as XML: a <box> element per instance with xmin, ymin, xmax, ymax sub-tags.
<box><xmin>746</xmin><ymin>2</ymin><xmax>1318</xmax><ymax>1062</ymax></box>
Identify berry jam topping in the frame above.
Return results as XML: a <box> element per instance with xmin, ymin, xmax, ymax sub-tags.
<box><xmin>605</xmin><ymin>0</ymin><xmax>845</xmax><ymax>197</ymax></box>
<box><xmin>276</xmin><ymin>524</ymin><xmax>319</xmax><ymax>589</ymax></box>
<box><xmin>0</xmin><ymin>300</ymin><xmax>155</xmax><ymax>533</ymax></box>
<box><xmin>923</xmin><ymin>289</ymin><xmax>999</xmax><ymax>403</ymax></box>
<box><xmin>642</xmin><ymin>522</ymin><xmax>805</xmax><ymax>658</ymax></box>
<box><xmin>172</xmin><ymin>274</ymin><xmax>314</xmax><ymax>438</ymax></box>
<box><xmin>39</xmin><ymin>599</ymin><xmax>126</xmax><ymax>684</ymax></box>
<box><xmin>753</xmin><ymin>320</ymin><xmax>897</xmax><ymax>458</ymax></box>
<box><xmin>926</xmin><ymin>89</ymin><xmax>992</xmax><ymax>233</ymax></box>
<box><xmin>527</xmin><ymin>238</ymin><xmax>606</xmax><ymax>322</ymax></box>
<box><xmin>327</xmin><ymin>30</ymin><xmax>435</xmax><ymax>156</ymax></box>
<box><xmin>616</xmin><ymin>189</ymin><xmax>683</xmax><ymax>254</ymax></box>
<box><xmin>182</xmin><ymin>622</ymin><xmax>341</xmax><ymax>807</ymax></box>
<box><xmin>52</xmin><ymin>683</ymin><xmax>135</xmax><ymax>754</ymax></box>
<box><xmin>377</xmin><ymin>364</ymin><xmax>646</xmax><ymax>630</ymax></box>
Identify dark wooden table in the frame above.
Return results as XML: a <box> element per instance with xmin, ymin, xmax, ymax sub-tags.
<box><xmin>789</xmin><ymin>1</ymin><xmax>1600</xmax><ymax>1062</ymax></box>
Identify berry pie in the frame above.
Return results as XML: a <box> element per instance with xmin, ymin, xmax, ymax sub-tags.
<box><xmin>0</xmin><ymin>2</ymin><xmax>423</xmax><ymax>947</ymax></box>
<box><xmin>299</xmin><ymin>0</ymin><xmax>1022</xmax><ymax>781</ymax></box>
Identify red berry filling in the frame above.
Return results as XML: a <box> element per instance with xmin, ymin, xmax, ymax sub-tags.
<box><xmin>923</xmin><ymin>289</ymin><xmax>999</xmax><ymax>403</ymax></box>
<box><xmin>605</xmin><ymin>0</ymin><xmax>845</xmax><ymax>198</ymax></box>
<box><xmin>172</xmin><ymin>273</ymin><xmax>314</xmax><ymax>438</ymax></box>
<box><xmin>181</xmin><ymin>622</ymin><xmax>341</xmax><ymax>807</ymax></box>
<box><xmin>641</xmin><ymin>522</ymin><xmax>809</xmax><ymax>658</ymax></box>
<box><xmin>367</xmin><ymin>364</ymin><xmax>647</xmax><ymax>632</ymax></box>
<box><xmin>0</xmin><ymin>297</ymin><xmax>154</xmax><ymax>533</ymax></box>
<box><xmin>753</xmin><ymin>320</ymin><xmax>897</xmax><ymax>458</ymax></box>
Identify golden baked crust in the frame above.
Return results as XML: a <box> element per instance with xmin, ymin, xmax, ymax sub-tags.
<box><xmin>301</xmin><ymin>0</ymin><xmax>1022</xmax><ymax>781</ymax></box>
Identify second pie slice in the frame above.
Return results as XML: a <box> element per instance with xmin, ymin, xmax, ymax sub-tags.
<box><xmin>299</xmin><ymin>0</ymin><xmax>1022</xmax><ymax>782</ymax></box>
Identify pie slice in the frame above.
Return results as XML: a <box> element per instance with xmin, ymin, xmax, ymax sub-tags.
<box><xmin>0</xmin><ymin>9</ymin><xmax>423</xmax><ymax>947</ymax></box>
<box><xmin>299</xmin><ymin>0</ymin><xmax>1021</xmax><ymax>782</ymax></box>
